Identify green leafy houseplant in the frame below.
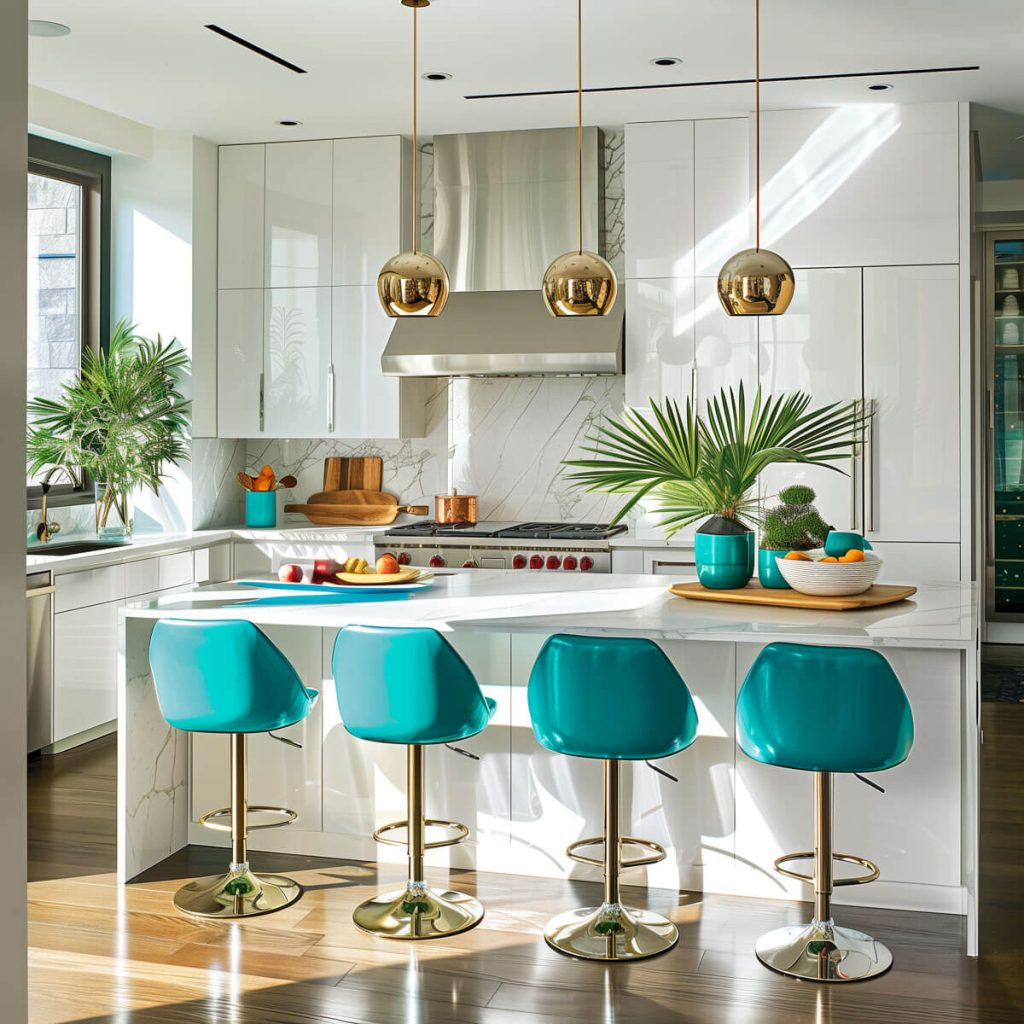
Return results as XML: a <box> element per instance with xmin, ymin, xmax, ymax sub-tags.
<box><xmin>27</xmin><ymin>319</ymin><xmax>191</xmax><ymax>534</ymax></box>
<box><xmin>761</xmin><ymin>485</ymin><xmax>833</xmax><ymax>551</ymax></box>
<box><xmin>563</xmin><ymin>384</ymin><xmax>864</xmax><ymax>539</ymax></box>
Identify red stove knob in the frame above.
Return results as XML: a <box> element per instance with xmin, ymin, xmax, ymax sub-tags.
<box><xmin>529</xmin><ymin>554</ymin><xmax>544</xmax><ymax>570</ymax></box>
<box><xmin>579</xmin><ymin>556</ymin><xmax>594</xmax><ymax>572</ymax></box>
<box><xmin>546</xmin><ymin>555</ymin><xmax>561</xmax><ymax>570</ymax></box>
<box><xmin>562</xmin><ymin>555</ymin><xmax>578</xmax><ymax>571</ymax></box>
<box><xmin>512</xmin><ymin>554</ymin><xmax>527</xmax><ymax>569</ymax></box>
<box><xmin>462</xmin><ymin>560</ymin><xmax>478</xmax><ymax>569</ymax></box>
<box><xmin>397</xmin><ymin>551</ymin><xmax>411</xmax><ymax>565</ymax></box>
<box><xmin>428</xmin><ymin>555</ymin><xmax>446</xmax><ymax>568</ymax></box>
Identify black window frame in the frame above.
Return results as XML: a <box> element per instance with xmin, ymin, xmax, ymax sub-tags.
<box><xmin>26</xmin><ymin>135</ymin><xmax>111</xmax><ymax>511</ymax></box>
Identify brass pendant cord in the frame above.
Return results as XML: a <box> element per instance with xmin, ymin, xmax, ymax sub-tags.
<box><xmin>754</xmin><ymin>0</ymin><xmax>760</xmax><ymax>252</ymax></box>
<box><xmin>412</xmin><ymin>4</ymin><xmax>419</xmax><ymax>254</ymax></box>
<box><xmin>576</xmin><ymin>0</ymin><xmax>583</xmax><ymax>255</ymax></box>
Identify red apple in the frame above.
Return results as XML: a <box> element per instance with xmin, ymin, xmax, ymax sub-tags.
<box><xmin>376</xmin><ymin>553</ymin><xmax>401</xmax><ymax>575</ymax></box>
<box><xmin>278</xmin><ymin>563</ymin><xmax>303</xmax><ymax>583</ymax></box>
<box><xmin>312</xmin><ymin>558</ymin><xmax>343</xmax><ymax>584</ymax></box>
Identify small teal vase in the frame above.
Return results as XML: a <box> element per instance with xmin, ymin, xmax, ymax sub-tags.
<box><xmin>757</xmin><ymin>548</ymin><xmax>791</xmax><ymax>589</ymax></box>
<box><xmin>824</xmin><ymin>530</ymin><xmax>866</xmax><ymax>558</ymax></box>
<box><xmin>695</xmin><ymin>528</ymin><xmax>755</xmax><ymax>590</ymax></box>
<box><xmin>245</xmin><ymin>491</ymin><xmax>277</xmax><ymax>529</ymax></box>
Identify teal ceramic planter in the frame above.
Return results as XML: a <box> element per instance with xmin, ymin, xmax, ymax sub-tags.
<box><xmin>695</xmin><ymin>531</ymin><xmax>755</xmax><ymax>590</ymax></box>
<box><xmin>757</xmin><ymin>548</ymin><xmax>791</xmax><ymax>589</ymax></box>
<box><xmin>245</xmin><ymin>491</ymin><xmax>277</xmax><ymax>529</ymax></box>
<box><xmin>824</xmin><ymin>530</ymin><xmax>866</xmax><ymax>558</ymax></box>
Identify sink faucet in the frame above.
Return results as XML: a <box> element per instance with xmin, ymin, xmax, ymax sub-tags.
<box><xmin>36</xmin><ymin>466</ymin><xmax>79</xmax><ymax>543</ymax></box>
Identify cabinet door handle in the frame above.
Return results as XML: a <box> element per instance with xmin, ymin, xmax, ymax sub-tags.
<box><xmin>327</xmin><ymin>364</ymin><xmax>335</xmax><ymax>433</ymax></box>
<box><xmin>258</xmin><ymin>372</ymin><xmax>265</xmax><ymax>432</ymax></box>
<box><xmin>864</xmin><ymin>399</ymin><xmax>876</xmax><ymax>534</ymax></box>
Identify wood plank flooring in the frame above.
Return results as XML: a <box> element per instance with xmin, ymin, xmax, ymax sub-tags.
<box><xmin>26</xmin><ymin>726</ymin><xmax>1024</xmax><ymax>1024</ymax></box>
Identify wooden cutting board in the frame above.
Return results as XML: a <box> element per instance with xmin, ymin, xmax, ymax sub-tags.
<box><xmin>322</xmin><ymin>456</ymin><xmax>383</xmax><ymax>492</ymax></box>
<box><xmin>668</xmin><ymin>581</ymin><xmax>917</xmax><ymax>612</ymax></box>
<box><xmin>285</xmin><ymin>490</ymin><xmax>429</xmax><ymax>526</ymax></box>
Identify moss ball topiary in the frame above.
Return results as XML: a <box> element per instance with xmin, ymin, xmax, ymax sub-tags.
<box><xmin>761</xmin><ymin>486</ymin><xmax>833</xmax><ymax>551</ymax></box>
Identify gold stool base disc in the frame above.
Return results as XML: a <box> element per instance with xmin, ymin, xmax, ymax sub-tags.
<box><xmin>352</xmin><ymin>883</ymin><xmax>484</xmax><ymax>940</ymax></box>
<box><xmin>755</xmin><ymin>921</ymin><xmax>894</xmax><ymax>982</ymax></box>
<box><xmin>173</xmin><ymin>867</ymin><xmax>302</xmax><ymax>919</ymax></box>
<box><xmin>544</xmin><ymin>902</ymin><xmax>678</xmax><ymax>962</ymax></box>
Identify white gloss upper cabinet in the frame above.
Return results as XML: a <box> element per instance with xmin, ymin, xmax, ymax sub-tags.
<box><xmin>264</xmin><ymin>287</ymin><xmax>333</xmax><ymax>438</ymax></box>
<box><xmin>694</xmin><ymin>118</ymin><xmax>750</xmax><ymax>277</ymax></box>
<box><xmin>863</xmin><ymin>265</ymin><xmax>960</xmax><ymax>543</ymax></box>
<box><xmin>758</xmin><ymin>103</ymin><xmax>959</xmax><ymax>268</ymax></box>
<box><xmin>624</xmin><ymin>278</ymin><xmax>694</xmax><ymax>409</ymax></box>
<box><xmin>218</xmin><ymin>145</ymin><xmax>265</xmax><ymax>289</ymax></box>
<box><xmin>217</xmin><ymin>288</ymin><xmax>264</xmax><ymax>438</ymax></box>
<box><xmin>624</xmin><ymin>121</ymin><xmax>694</xmax><ymax>279</ymax></box>
<box><xmin>759</xmin><ymin>268</ymin><xmax>863</xmax><ymax>531</ymax></box>
<box><xmin>265</xmin><ymin>141</ymin><xmax>334</xmax><ymax>288</ymax></box>
<box><xmin>693</xmin><ymin>277</ymin><xmax>757</xmax><ymax>409</ymax></box>
<box><xmin>333</xmin><ymin>136</ymin><xmax>407</xmax><ymax>287</ymax></box>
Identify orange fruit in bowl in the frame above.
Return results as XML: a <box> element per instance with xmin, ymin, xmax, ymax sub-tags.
<box><xmin>784</xmin><ymin>551</ymin><xmax>812</xmax><ymax>561</ymax></box>
<box><xmin>839</xmin><ymin>549</ymin><xmax>866</xmax><ymax>563</ymax></box>
<box><xmin>820</xmin><ymin>556</ymin><xmax>839</xmax><ymax>563</ymax></box>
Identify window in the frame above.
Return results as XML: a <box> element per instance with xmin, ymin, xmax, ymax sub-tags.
<box><xmin>26</xmin><ymin>136</ymin><xmax>110</xmax><ymax>507</ymax></box>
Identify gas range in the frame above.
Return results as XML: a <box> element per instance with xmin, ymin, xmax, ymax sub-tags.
<box><xmin>375</xmin><ymin>521</ymin><xmax>627</xmax><ymax>573</ymax></box>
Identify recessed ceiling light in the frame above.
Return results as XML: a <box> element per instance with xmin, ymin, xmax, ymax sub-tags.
<box><xmin>422</xmin><ymin>72</ymin><xmax>452</xmax><ymax>81</ymax></box>
<box><xmin>650</xmin><ymin>57</ymin><xmax>683</xmax><ymax>67</ymax></box>
<box><xmin>28</xmin><ymin>20</ymin><xmax>70</xmax><ymax>38</ymax></box>
<box><xmin>868</xmin><ymin>83</ymin><xmax>893</xmax><ymax>91</ymax></box>
<box><xmin>276</xmin><ymin>119</ymin><xmax>302</xmax><ymax>127</ymax></box>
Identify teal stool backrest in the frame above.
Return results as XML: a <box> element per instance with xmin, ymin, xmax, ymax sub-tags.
<box><xmin>149</xmin><ymin>620</ymin><xmax>316</xmax><ymax>734</ymax></box>
<box><xmin>528</xmin><ymin>634</ymin><xmax>699</xmax><ymax>761</ymax></box>
<box><xmin>737</xmin><ymin>642</ymin><xmax>914</xmax><ymax>773</ymax></box>
<box><xmin>332</xmin><ymin>625</ymin><xmax>493</xmax><ymax>744</ymax></box>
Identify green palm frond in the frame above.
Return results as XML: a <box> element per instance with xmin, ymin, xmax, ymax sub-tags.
<box><xmin>564</xmin><ymin>383</ymin><xmax>865</xmax><ymax>538</ymax></box>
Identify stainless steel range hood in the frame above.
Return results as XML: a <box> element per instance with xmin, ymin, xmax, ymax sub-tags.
<box><xmin>382</xmin><ymin>127</ymin><xmax>623</xmax><ymax>377</ymax></box>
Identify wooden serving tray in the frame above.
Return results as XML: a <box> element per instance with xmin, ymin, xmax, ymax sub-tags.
<box><xmin>668</xmin><ymin>581</ymin><xmax>917</xmax><ymax>612</ymax></box>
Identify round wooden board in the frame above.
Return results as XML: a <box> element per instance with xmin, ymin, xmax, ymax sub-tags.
<box><xmin>335</xmin><ymin>567</ymin><xmax>422</xmax><ymax>586</ymax></box>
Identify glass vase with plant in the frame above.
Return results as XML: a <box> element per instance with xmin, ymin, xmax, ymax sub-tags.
<box><xmin>563</xmin><ymin>384</ymin><xmax>864</xmax><ymax>588</ymax></box>
<box><xmin>26</xmin><ymin>319</ymin><xmax>191</xmax><ymax>537</ymax></box>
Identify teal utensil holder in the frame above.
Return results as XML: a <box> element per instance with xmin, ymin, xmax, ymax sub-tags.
<box><xmin>245</xmin><ymin>491</ymin><xmax>277</xmax><ymax>529</ymax></box>
<box><xmin>695</xmin><ymin>531</ymin><xmax>755</xmax><ymax>590</ymax></box>
<box><xmin>758</xmin><ymin>548</ymin><xmax>792</xmax><ymax>589</ymax></box>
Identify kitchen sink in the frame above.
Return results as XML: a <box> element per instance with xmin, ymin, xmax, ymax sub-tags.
<box><xmin>27</xmin><ymin>539</ymin><xmax>130</xmax><ymax>557</ymax></box>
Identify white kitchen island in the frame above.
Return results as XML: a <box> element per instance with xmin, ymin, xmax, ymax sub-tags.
<box><xmin>118</xmin><ymin>570</ymin><xmax>981</xmax><ymax>952</ymax></box>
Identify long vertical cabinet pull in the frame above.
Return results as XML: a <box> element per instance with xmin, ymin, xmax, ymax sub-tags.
<box><xmin>327</xmin><ymin>364</ymin><xmax>336</xmax><ymax>434</ymax></box>
<box><xmin>258</xmin><ymin>372</ymin><xmax>265</xmax><ymax>432</ymax></box>
<box><xmin>863</xmin><ymin>398</ymin><xmax>876</xmax><ymax>534</ymax></box>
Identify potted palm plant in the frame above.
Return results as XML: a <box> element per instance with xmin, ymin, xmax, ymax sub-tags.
<box><xmin>564</xmin><ymin>384</ymin><xmax>863</xmax><ymax>589</ymax></box>
<box><xmin>27</xmin><ymin>319</ymin><xmax>191</xmax><ymax>537</ymax></box>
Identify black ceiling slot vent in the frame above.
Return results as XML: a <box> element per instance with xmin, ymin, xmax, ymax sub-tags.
<box><xmin>466</xmin><ymin>64</ymin><xmax>979</xmax><ymax>100</ymax></box>
<box><xmin>205</xmin><ymin>24</ymin><xmax>307</xmax><ymax>74</ymax></box>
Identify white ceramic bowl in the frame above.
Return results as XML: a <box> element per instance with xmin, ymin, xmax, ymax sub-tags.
<box><xmin>776</xmin><ymin>550</ymin><xmax>882</xmax><ymax>597</ymax></box>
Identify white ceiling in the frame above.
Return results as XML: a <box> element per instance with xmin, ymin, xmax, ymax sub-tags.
<box><xmin>26</xmin><ymin>0</ymin><xmax>1024</xmax><ymax>145</ymax></box>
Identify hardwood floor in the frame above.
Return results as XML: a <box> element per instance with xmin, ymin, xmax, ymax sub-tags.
<box><xmin>26</xmin><ymin>731</ymin><xmax>1024</xmax><ymax>1024</ymax></box>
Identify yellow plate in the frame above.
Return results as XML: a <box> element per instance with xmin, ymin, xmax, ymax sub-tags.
<box><xmin>335</xmin><ymin>567</ymin><xmax>422</xmax><ymax>586</ymax></box>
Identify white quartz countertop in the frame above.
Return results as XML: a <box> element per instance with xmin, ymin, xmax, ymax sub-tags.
<box><xmin>122</xmin><ymin>569</ymin><xmax>978</xmax><ymax>650</ymax></box>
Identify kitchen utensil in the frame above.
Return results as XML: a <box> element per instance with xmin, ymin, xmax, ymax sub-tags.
<box><xmin>668</xmin><ymin>580</ymin><xmax>914</xmax><ymax>611</ymax></box>
<box><xmin>275</xmin><ymin>475</ymin><xmax>297</xmax><ymax>490</ymax></box>
<box><xmin>237</xmin><ymin>471</ymin><xmax>255</xmax><ymax>490</ymax></box>
<box><xmin>285</xmin><ymin>490</ymin><xmax>430</xmax><ymax>526</ymax></box>
<box><xmin>322</xmin><ymin>456</ymin><xmax>384</xmax><ymax>492</ymax></box>
<box><xmin>435</xmin><ymin>488</ymin><xmax>478</xmax><ymax>524</ymax></box>
<box><xmin>776</xmin><ymin>550</ymin><xmax>883</xmax><ymax>596</ymax></box>
<box><xmin>335</xmin><ymin>567</ymin><xmax>424</xmax><ymax>585</ymax></box>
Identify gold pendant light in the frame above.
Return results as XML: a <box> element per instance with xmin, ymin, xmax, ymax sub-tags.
<box><xmin>541</xmin><ymin>0</ymin><xmax>617</xmax><ymax>317</ymax></box>
<box><xmin>377</xmin><ymin>0</ymin><xmax>449</xmax><ymax>317</ymax></box>
<box><xmin>717</xmin><ymin>0</ymin><xmax>794</xmax><ymax>317</ymax></box>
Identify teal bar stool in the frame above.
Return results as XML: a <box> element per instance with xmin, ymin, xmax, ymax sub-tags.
<box><xmin>528</xmin><ymin>634</ymin><xmax>699</xmax><ymax>962</ymax></box>
<box><xmin>737</xmin><ymin>642</ymin><xmax>914</xmax><ymax>982</ymax></box>
<box><xmin>331</xmin><ymin>625</ymin><xmax>496</xmax><ymax>940</ymax></box>
<box><xmin>149</xmin><ymin>620</ymin><xmax>318</xmax><ymax>919</ymax></box>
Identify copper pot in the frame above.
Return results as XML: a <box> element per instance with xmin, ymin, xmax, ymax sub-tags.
<box><xmin>435</xmin><ymin>488</ymin><xmax>477</xmax><ymax>524</ymax></box>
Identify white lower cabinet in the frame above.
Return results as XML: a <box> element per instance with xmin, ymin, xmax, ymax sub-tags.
<box><xmin>191</xmin><ymin>625</ymin><xmax>324</xmax><ymax>833</ymax></box>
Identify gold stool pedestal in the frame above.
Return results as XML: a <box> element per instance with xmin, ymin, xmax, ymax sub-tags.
<box><xmin>755</xmin><ymin>921</ymin><xmax>893</xmax><ymax>982</ymax></box>
<box><xmin>353</xmin><ymin>881</ymin><xmax>483</xmax><ymax>940</ymax></box>
<box><xmin>544</xmin><ymin>901</ymin><xmax>677</xmax><ymax>961</ymax></box>
<box><xmin>174</xmin><ymin>865</ymin><xmax>301</xmax><ymax>919</ymax></box>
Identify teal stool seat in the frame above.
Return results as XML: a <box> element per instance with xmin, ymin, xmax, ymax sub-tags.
<box><xmin>148</xmin><ymin>620</ymin><xmax>318</xmax><ymax>920</ymax></box>
<box><xmin>736</xmin><ymin>642</ymin><xmax>914</xmax><ymax>983</ymax></box>
<box><xmin>331</xmin><ymin>626</ymin><xmax>496</xmax><ymax>940</ymax></box>
<box><xmin>527</xmin><ymin>634</ymin><xmax>699</xmax><ymax>962</ymax></box>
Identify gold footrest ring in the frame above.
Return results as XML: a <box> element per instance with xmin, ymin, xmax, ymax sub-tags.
<box><xmin>373</xmin><ymin>818</ymin><xmax>469</xmax><ymax>851</ymax></box>
<box><xmin>774</xmin><ymin>851</ymin><xmax>880</xmax><ymax>886</ymax></box>
<box><xmin>566</xmin><ymin>835</ymin><xmax>667</xmax><ymax>870</ymax></box>
<box><xmin>198</xmin><ymin>805</ymin><xmax>298</xmax><ymax>833</ymax></box>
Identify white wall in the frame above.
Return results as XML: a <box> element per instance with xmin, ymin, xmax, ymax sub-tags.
<box><xmin>1</xmin><ymin>0</ymin><xmax>28</xmax><ymax>1018</ymax></box>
